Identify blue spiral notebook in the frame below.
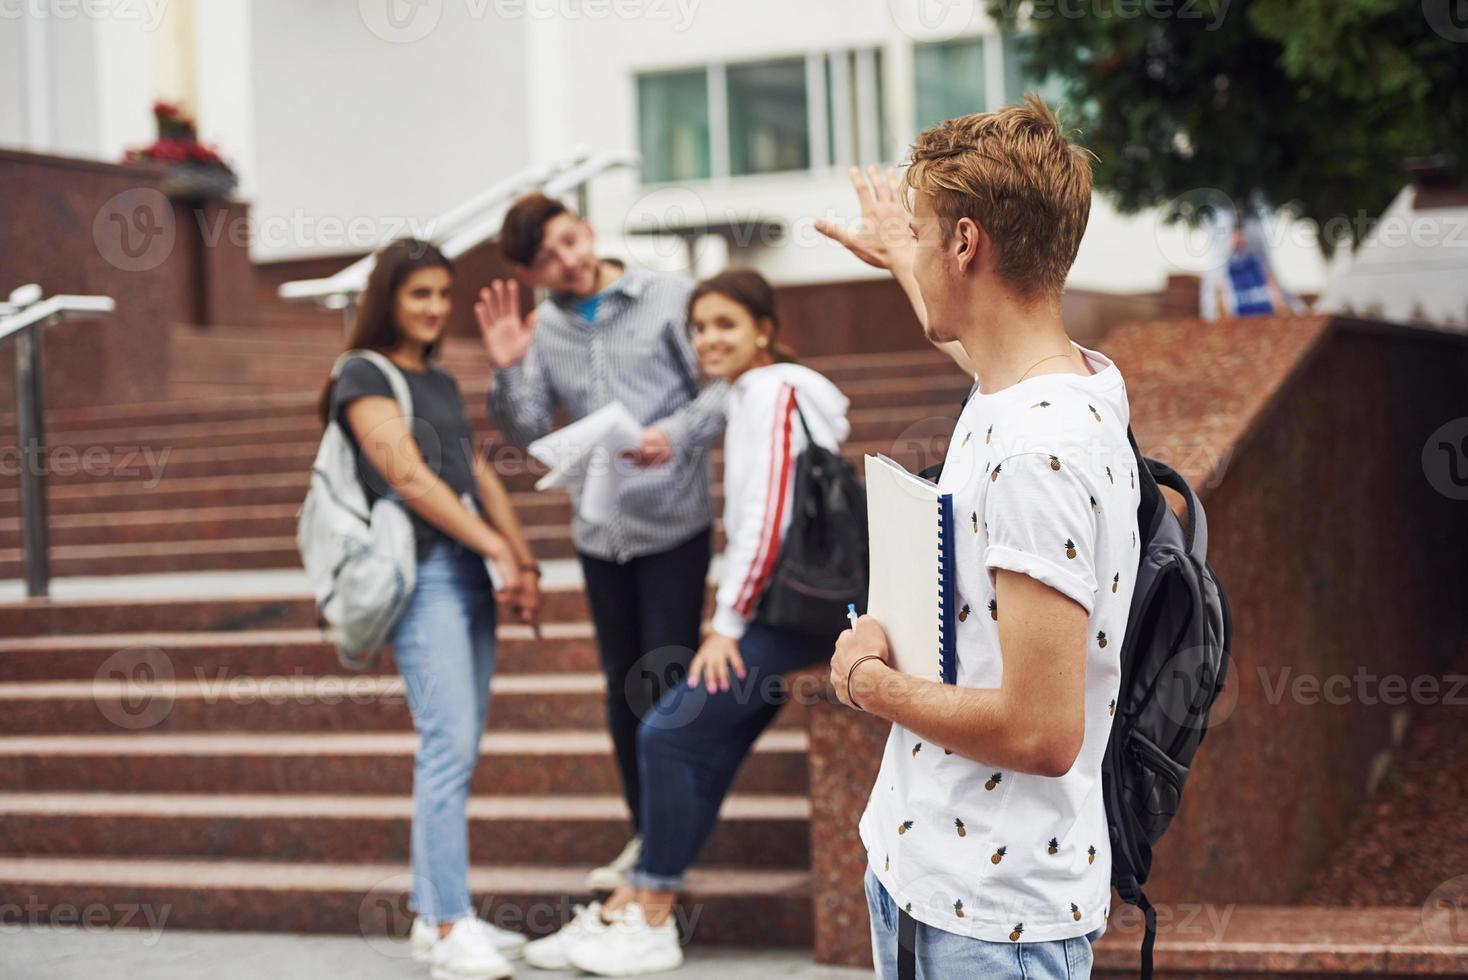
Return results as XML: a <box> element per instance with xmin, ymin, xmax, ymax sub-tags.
<box><xmin>864</xmin><ymin>454</ymin><xmax>958</xmax><ymax>684</ymax></box>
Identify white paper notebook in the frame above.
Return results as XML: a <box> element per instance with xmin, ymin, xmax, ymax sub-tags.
<box><xmin>864</xmin><ymin>454</ymin><xmax>958</xmax><ymax>683</ymax></box>
<box><xmin>527</xmin><ymin>402</ymin><xmax>643</xmax><ymax>525</ymax></box>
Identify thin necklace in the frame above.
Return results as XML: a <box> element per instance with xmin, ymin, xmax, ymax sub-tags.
<box><xmin>1016</xmin><ymin>351</ymin><xmax>1075</xmax><ymax>384</ymax></box>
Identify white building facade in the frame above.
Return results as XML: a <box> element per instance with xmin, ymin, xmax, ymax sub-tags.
<box><xmin>3</xmin><ymin>0</ymin><xmax>1326</xmax><ymax>296</ymax></box>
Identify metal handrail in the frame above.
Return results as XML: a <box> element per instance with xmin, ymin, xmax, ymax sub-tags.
<box><xmin>277</xmin><ymin>147</ymin><xmax>640</xmax><ymax>311</ymax></box>
<box><xmin>0</xmin><ymin>286</ymin><xmax>118</xmax><ymax>598</ymax></box>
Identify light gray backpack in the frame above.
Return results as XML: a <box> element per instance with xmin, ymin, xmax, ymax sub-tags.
<box><xmin>297</xmin><ymin>350</ymin><xmax>417</xmax><ymax>670</ymax></box>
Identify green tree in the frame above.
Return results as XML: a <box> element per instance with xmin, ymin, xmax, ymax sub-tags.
<box><xmin>990</xmin><ymin>0</ymin><xmax>1468</xmax><ymax>249</ymax></box>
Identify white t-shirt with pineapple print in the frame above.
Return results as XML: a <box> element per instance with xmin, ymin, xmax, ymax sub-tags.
<box><xmin>858</xmin><ymin>342</ymin><xmax>1140</xmax><ymax>945</ymax></box>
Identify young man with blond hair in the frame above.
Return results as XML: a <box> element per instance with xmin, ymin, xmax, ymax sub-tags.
<box><xmin>818</xmin><ymin>96</ymin><xmax>1135</xmax><ymax>978</ymax></box>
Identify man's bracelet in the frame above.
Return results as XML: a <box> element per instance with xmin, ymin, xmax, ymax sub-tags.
<box><xmin>846</xmin><ymin>654</ymin><xmax>886</xmax><ymax>711</ymax></box>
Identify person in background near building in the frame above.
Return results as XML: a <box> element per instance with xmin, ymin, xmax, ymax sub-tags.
<box><xmin>320</xmin><ymin>239</ymin><xmax>540</xmax><ymax>980</ymax></box>
<box><xmin>1201</xmin><ymin>218</ymin><xmax>1296</xmax><ymax>320</ymax></box>
<box><xmin>524</xmin><ymin>269</ymin><xmax>852</xmax><ymax>975</ymax></box>
<box><xmin>475</xmin><ymin>194</ymin><xmax>728</xmax><ymax>893</ymax></box>
<box><xmin>817</xmin><ymin>97</ymin><xmax>1132</xmax><ymax>979</ymax></box>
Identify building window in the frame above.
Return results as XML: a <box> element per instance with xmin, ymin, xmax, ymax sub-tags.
<box><xmin>637</xmin><ymin>69</ymin><xmax>711</xmax><ymax>183</ymax></box>
<box><xmin>727</xmin><ymin>58</ymin><xmax>809</xmax><ymax>176</ymax></box>
<box><xmin>914</xmin><ymin>38</ymin><xmax>986</xmax><ymax>132</ymax></box>
<box><xmin>825</xmin><ymin>49</ymin><xmax>888</xmax><ymax>168</ymax></box>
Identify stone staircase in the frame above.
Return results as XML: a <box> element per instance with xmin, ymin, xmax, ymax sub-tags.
<box><xmin>0</xmin><ymin>316</ymin><xmax>966</xmax><ymax>944</ymax></box>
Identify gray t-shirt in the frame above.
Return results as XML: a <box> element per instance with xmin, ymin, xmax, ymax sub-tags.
<box><xmin>331</xmin><ymin>356</ymin><xmax>481</xmax><ymax>563</ymax></box>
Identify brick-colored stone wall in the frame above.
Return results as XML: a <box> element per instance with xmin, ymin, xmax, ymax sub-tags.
<box><xmin>0</xmin><ymin>149</ymin><xmax>174</xmax><ymax>409</ymax></box>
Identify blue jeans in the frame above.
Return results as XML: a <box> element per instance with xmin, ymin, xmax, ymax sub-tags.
<box><xmin>865</xmin><ymin>867</ymin><xmax>1100</xmax><ymax>980</ymax></box>
<box><xmin>627</xmin><ymin>621</ymin><xmax>833</xmax><ymax>892</ymax></box>
<box><xmin>390</xmin><ymin>539</ymin><xmax>498</xmax><ymax>923</ymax></box>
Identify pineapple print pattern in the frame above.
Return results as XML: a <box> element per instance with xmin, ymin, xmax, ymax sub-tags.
<box><xmin>867</xmin><ymin>387</ymin><xmax>1134</xmax><ymax>940</ymax></box>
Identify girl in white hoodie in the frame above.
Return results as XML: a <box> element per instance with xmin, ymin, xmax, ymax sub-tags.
<box><xmin>529</xmin><ymin>270</ymin><xmax>851</xmax><ymax>976</ymax></box>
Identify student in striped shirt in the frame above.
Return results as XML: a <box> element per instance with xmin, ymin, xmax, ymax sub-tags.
<box><xmin>523</xmin><ymin>269</ymin><xmax>852</xmax><ymax>975</ymax></box>
<box><xmin>475</xmin><ymin>194</ymin><xmax>727</xmax><ymax>893</ymax></box>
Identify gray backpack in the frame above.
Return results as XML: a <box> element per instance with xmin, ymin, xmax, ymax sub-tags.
<box><xmin>296</xmin><ymin>350</ymin><xmax>417</xmax><ymax>670</ymax></box>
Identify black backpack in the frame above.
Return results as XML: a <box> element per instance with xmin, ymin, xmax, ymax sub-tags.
<box><xmin>896</xmin><ymin>418</ymin><xmax>1232</xmax><ymax>980</ymax></box>
<box><xmin>756</xmin><ymin>396</ymin><xmax>868</xmax><ymax>638</ymax></box>
<box><xmin>1101</xmin><ymin>429</ymin><xmax>1232</xmax><ymax>980</ymax></box>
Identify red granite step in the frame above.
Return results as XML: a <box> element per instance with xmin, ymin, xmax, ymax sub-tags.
<box><xmin>0</xmin><ymin>672</ymin><xmax>814</xmax><ymax>735</ymax></box>
<box><xmin>0</xmin><ymin>344</ymin><xmax>962</xmax><ymax>435</ymax></box>
<box><xmin>0</xmin><ymin>729</ymin><xmax>809</xmax><ymax>796</ymax></box>
<box><xmin>0</xmin><ymin>624</ymin><xmax>604</xmax><ymax>680</ymax></box>
<box><xmin>0</xmin><ymin>474</ymin><xmax>563</xmax><ymax>519</ymax></box>
<box><xmin>23</xmin><ymin>401</ymin><xmax>959</xmax><ymax>459</ymax></box>
<box><xmin>0</xmin><ymin>791</ymin><xmax>810</xmax><ymax>867</ymax></box>
<box><xmin>0</xmin><ymin>521</ymin><xmax>595</xmax><ymax>574</ymax></box>
<box><xmin>0</xmin><ymin>583</ymin><xmax>646</xmax><ymax>635</ymax></box>
<box><xmin>0</xmin><ymin>855</ymin><xmax>812</xmax><ymax>943</ymax></box>
<box><xmin>1092</xmin><ymin>905</ymin><xmax>1468</xmax><ymax>978</ymax></box>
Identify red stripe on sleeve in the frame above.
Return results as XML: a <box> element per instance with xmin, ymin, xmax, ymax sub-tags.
<box><xmin>735</xmin><ymin>385</ymin><xmax>797</xmax><ymax>615</ymax></box>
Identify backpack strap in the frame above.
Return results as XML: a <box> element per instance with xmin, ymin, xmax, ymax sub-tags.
<box><xmin>1137</xmin><ymin>887</ymin><xmax>1158</xmax><ymax>980</ymax></box>
<box><xmin>1127</xmin><ymin>426</ymin><xmax>1208</xmax><ymax>563</ymax></box>
<box><xmin>896</xmin><ymin>904</ymin><xmax>918</xmax><ymax>980</ymax></box>
<box><xmin>787</xmin><ymin>386</ymin><xmax>818</xmax><ymax>446</ymax></box>
<box><xmin>334</xmin><ymin>349</ymin><xmax>414</xmax><ymax>422</ymax></box>
<box><xmin>1146</xmin><ymin>458</ymin><xmax>1209</xmax><ymax>564</ymax></box>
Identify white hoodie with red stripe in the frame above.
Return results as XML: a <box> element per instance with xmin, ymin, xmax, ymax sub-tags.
<box><xmin>711</xmin><ymin>363</ymin><xmax>852</xmax><ymax>639</ymax></box>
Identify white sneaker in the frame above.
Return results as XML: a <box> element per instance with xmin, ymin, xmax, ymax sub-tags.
<box><xmin>428</xmin><ymin>916</ymin><xmax>516</xmax><ymax>980</ymax></box>
<box><xmin>523</xmin><ymin>901</ymin><xmax>613</xmax><ymax>971</ymax></box>
<box><xmin>586</xmin><ymin>835</ymin><xmax>643</xmax><ymax>891</ymax></box>
<box><xmin>411</xmin><ymin>916</ymin><xmax>526</xmax><ymax>963</ymax></box>
<box><xmin>568</xmin><ymin>902</ymin><xmax>684</xmax><ymax>976</ymax></box>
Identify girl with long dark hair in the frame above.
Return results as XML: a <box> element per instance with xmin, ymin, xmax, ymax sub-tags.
<box><xmin>319</xmin><ymin>238</ymin><xmax>538</xmax><ymax>980</ymax></box>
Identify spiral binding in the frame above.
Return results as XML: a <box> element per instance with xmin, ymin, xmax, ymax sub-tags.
<box><xmin>937</xmin><ymin>493</ymin><xmax>958</xmax><ymax>685</ymax></box>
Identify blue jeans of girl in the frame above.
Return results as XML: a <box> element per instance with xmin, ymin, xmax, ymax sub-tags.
<box><xmin>390</xmin><ymin>539</ymin><xmax>497</xmax><ymax>923</ymax></box>
<box><xmin>627</xmin><ymin>621</ymin><xmax>832</xmax><ymax>892</ymax></box>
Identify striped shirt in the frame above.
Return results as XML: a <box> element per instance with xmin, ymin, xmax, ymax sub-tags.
<box><xmin>487</xmin><ymin>268</ymin><xmax>728</xmax><ymax>563</ymax></box>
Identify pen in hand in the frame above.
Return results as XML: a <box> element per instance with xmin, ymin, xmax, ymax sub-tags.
<box><xmin>847</xmin><ymin>603</ymin><xmax>859</xmax><ymax>630</ymax></box>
